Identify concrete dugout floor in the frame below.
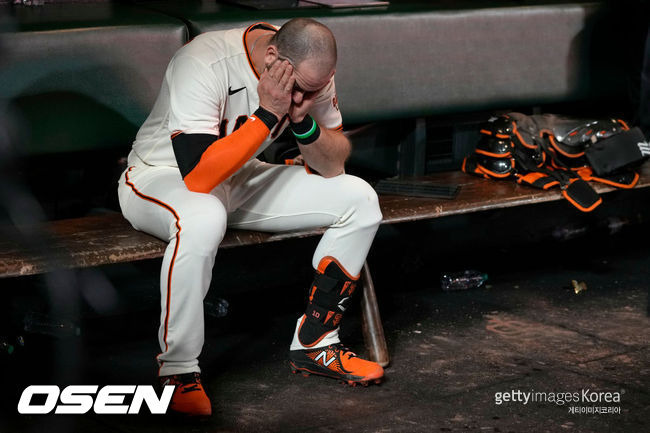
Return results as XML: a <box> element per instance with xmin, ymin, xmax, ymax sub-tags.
<box><xmin>1</xmin><ymin>198</ymin><xmax>649</xmax><ymax>433</ymax></box>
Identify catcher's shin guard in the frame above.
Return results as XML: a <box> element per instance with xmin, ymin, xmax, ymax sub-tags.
<box><xmin>297</xmin><ymin>256</ymin><xmax>358</xmax><ymax>348</ymax></box>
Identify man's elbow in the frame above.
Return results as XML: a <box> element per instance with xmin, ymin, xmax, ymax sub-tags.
<box><xmin>183</xmin><ymin>170</ymin><xmax>223</xmax><ymax>193</ymax></box>
<box><xmin>184</xmin><ymin>179</ymin><xmax>212</xmax><ymax>194</ymax></box>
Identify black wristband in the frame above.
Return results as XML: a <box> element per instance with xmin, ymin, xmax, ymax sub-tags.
<box><xmin>253</xmin><ymin>107</ymin><xmax>279</xmax><ymax>131</ymax></box>
<box><xmin>290</xmin><ymin>115</ymin><xmax>314</xmax><ymax>134</ymax></box>
<box><xmin>290</xmin><ymin>115</ymin><xmax>321</xmax><ymax>145</ymax></box>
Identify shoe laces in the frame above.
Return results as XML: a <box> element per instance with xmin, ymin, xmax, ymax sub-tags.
<box><xmin>178</xmin><ymin>372</ymin><xmax>202</xmax><ymax>385</ymax></box>
<box><xmin>162</xmin><ymin>372</ymin><xmax>201</xmax><ymax>386</ymax></box>
<box><xmin>331</xmin><ymin>343</ymin><xmax>357</xmax><ymax>360</ymax></box>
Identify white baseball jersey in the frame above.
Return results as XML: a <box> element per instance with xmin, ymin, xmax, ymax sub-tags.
<box><xmin>131</xmin><ymin>22</ymin><xmax>343</xmax><ymax>168</ymax></box>
<box><xmin>117</xmin><ymin>22</ymin><xmax>382</xmax><ymax>379</ymax></box>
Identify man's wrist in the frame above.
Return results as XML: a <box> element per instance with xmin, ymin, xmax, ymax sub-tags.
<box><xmin>253</xmin><ymin>106</ymin><xmax>279</xmax><ymax>131</ymax></box>
<box><xmin>290</xmin><ymin>115</ymin><xmax>321</xmax><ymax>145</ymax></box>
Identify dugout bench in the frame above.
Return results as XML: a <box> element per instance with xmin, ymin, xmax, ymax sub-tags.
<box><xmin>1</xmin><ymin>0</ymin><xmax>648</xmax><ymax>368</ymax></box>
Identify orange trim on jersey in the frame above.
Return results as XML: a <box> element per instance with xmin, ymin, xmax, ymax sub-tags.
<box><xmin>184</xmin><ymin>114</ymin><xmax>271</xmax><ymax>193</ymax></box>
<box><xmin>243</xmin><ymin>22</ymin><xmax>278</xmax><ymax>80</ymax></box>
<box><xmin>316</xmin><ymin>256</ymin><xmax>360</xmax><ymax>280</ymax></box>
<box><xmin>171</xmin><ymin>131</ymin><xmax>182</xmax><ymax>139</ymax></box>
<box><xmin>331</xmin><ymin>124</ymin><xmax>343</xmax><ymax>131</ymax></box>
<box><xmin>182</xmin><ymin>36</ymin><xmax>195</xmax><ymax>47</ymax></box>
<box><xmin>124</xmin><ymin>167</ymin><xmax>180</xmax><ymax>375</ymax></box>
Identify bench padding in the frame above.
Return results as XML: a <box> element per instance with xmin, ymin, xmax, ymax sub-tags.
<box><xmin>153</xmin><ymin>1</ymin><xmax>624</xmax><ymax>124</ymax></box>
<box><xmin>0</xmin><ymin>4</ymin><xmax>187</xmax><ymax>155</ymax></box>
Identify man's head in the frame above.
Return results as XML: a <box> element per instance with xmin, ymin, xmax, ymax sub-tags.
<box><xmin>265</xmin><ymin>18</ymin><xmax>337</xmax><ymax>104</ymax></box>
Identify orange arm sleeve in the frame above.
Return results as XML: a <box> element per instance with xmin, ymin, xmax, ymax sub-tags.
<box><xmin>183</xmin><ymin>113</ymin><xmax>273</xmax><ymax>193</ymax></box>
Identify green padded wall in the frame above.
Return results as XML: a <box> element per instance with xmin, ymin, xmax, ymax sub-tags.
<box><xmin>1</xmin><ymin>3</ymin><xmax>188</xmax><ymax>155</ymax></box>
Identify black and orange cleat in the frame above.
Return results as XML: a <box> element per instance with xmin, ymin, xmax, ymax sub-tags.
<box><xmin>159</xmin><ymin>372</ymin><xmax>212</xmax><ymax>416</ymax></box>
<box><xmin>289</xmin><ymin>344</ymin><xmax>384</xmax><ymax>386</ymax></box>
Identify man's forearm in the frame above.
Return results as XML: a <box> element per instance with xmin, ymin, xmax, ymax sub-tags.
<box><xmin>178</xmin><ymin>108</ymin><xmax>277</xmax><ymax>193</ymax></box>
<box><xmin>298</xmin><ymin>127</ymin><xmax>350</xmax><ymax>177</ymax></box>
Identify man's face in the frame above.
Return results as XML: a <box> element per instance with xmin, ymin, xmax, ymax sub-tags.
<box><xmin>270</xmin><ymin>55</ymin><xmax>334</xmax><ymax>105</ymax></box>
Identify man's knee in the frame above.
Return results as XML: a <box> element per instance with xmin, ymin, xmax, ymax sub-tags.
<box><xmin>177</xmin><ymin>197</ymin><xmax>228</xmax><ymax>255</ymax></box>
<box><xmin>336</xmin><ymin>175</ymin><xmax>383</xmax><ymax>227</ymax></box>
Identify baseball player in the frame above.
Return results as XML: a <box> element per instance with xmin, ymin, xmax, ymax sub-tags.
<box><xmin>117</xmin><ymin>18</ymin><xmax>384</xmax><ymax>416</ymax></box>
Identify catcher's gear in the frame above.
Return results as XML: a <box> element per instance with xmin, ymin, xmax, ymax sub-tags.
<box><xmin>297</xmin><ymin>256</ymin><xmax>358</xmax><ymax>348</ymax></box>
<box><xmin>463</xmin><ymin>113</ymin><xmax>646</xmax><ymax>212</ymax></box>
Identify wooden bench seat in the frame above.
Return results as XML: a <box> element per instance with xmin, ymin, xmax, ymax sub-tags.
<box><xmin>4</xmin><ymin>164</ymin><xmax>650</xmax><ymax>278</ymax></box>
<box><xmin>3</xmin><ymin>165</ymin><xmax>648</xmax><ymax>368</ymax></box>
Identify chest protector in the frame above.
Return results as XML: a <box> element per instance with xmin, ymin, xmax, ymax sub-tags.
<box><xmin>462</xmin><ymin>113</ymin><xmax>648</xmax><ymax>212</ymax></box>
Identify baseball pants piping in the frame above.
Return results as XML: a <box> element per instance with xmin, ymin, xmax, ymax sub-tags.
<box><xmin>117</xmin><ymin>157</ymin><xmax>382</xmax><ymax>376</ymax></box>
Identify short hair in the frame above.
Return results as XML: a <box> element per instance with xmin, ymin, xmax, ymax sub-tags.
<box><xmin>269</xmin><ymin>18</ymin><xmax>337</xmax><ymax>71</ymax></box>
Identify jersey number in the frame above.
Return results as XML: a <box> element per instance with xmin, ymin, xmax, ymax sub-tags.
<box><xmin>219</xmin><ymin>115</ymin><xmax>248</xmax><ymax>138</ymax></box>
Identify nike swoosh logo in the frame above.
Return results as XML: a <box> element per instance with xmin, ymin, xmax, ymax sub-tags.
<box><xmin>228</xmin><ymin>86</ymin><xmax>246</xmax><ymax>95</ymax></box>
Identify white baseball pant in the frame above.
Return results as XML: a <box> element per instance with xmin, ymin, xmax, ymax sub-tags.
<box><xmin>117</xmin><ymin>154</ymin><xmax>382</xmax><ymax>376</ymax></box>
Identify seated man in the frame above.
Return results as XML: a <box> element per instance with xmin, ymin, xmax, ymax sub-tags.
<box><xmin>117</xmin><ymin>18</ymin><xmax>384</xmax><ymax>416</ymax></box>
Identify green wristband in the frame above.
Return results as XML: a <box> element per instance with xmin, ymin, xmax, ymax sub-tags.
<box><xmin>292</xmin><ymin>118</ymin><xmax>317</xmax><ymax>139</ymax></box>
<box><xmin>291</xmin><ymin>116</ymin><xmax>321</xmax><ymax>144</ymax></box>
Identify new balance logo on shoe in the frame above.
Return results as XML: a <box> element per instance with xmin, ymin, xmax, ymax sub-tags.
<box><xmin>290</xmin><ymin>343</ymin><xmax>384</xmax><ymax>386</ymax></box>
<box><xmin>315</xmin><ymin>351</ymin><xmax>336</xmax><ymax>367</ymax></box>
